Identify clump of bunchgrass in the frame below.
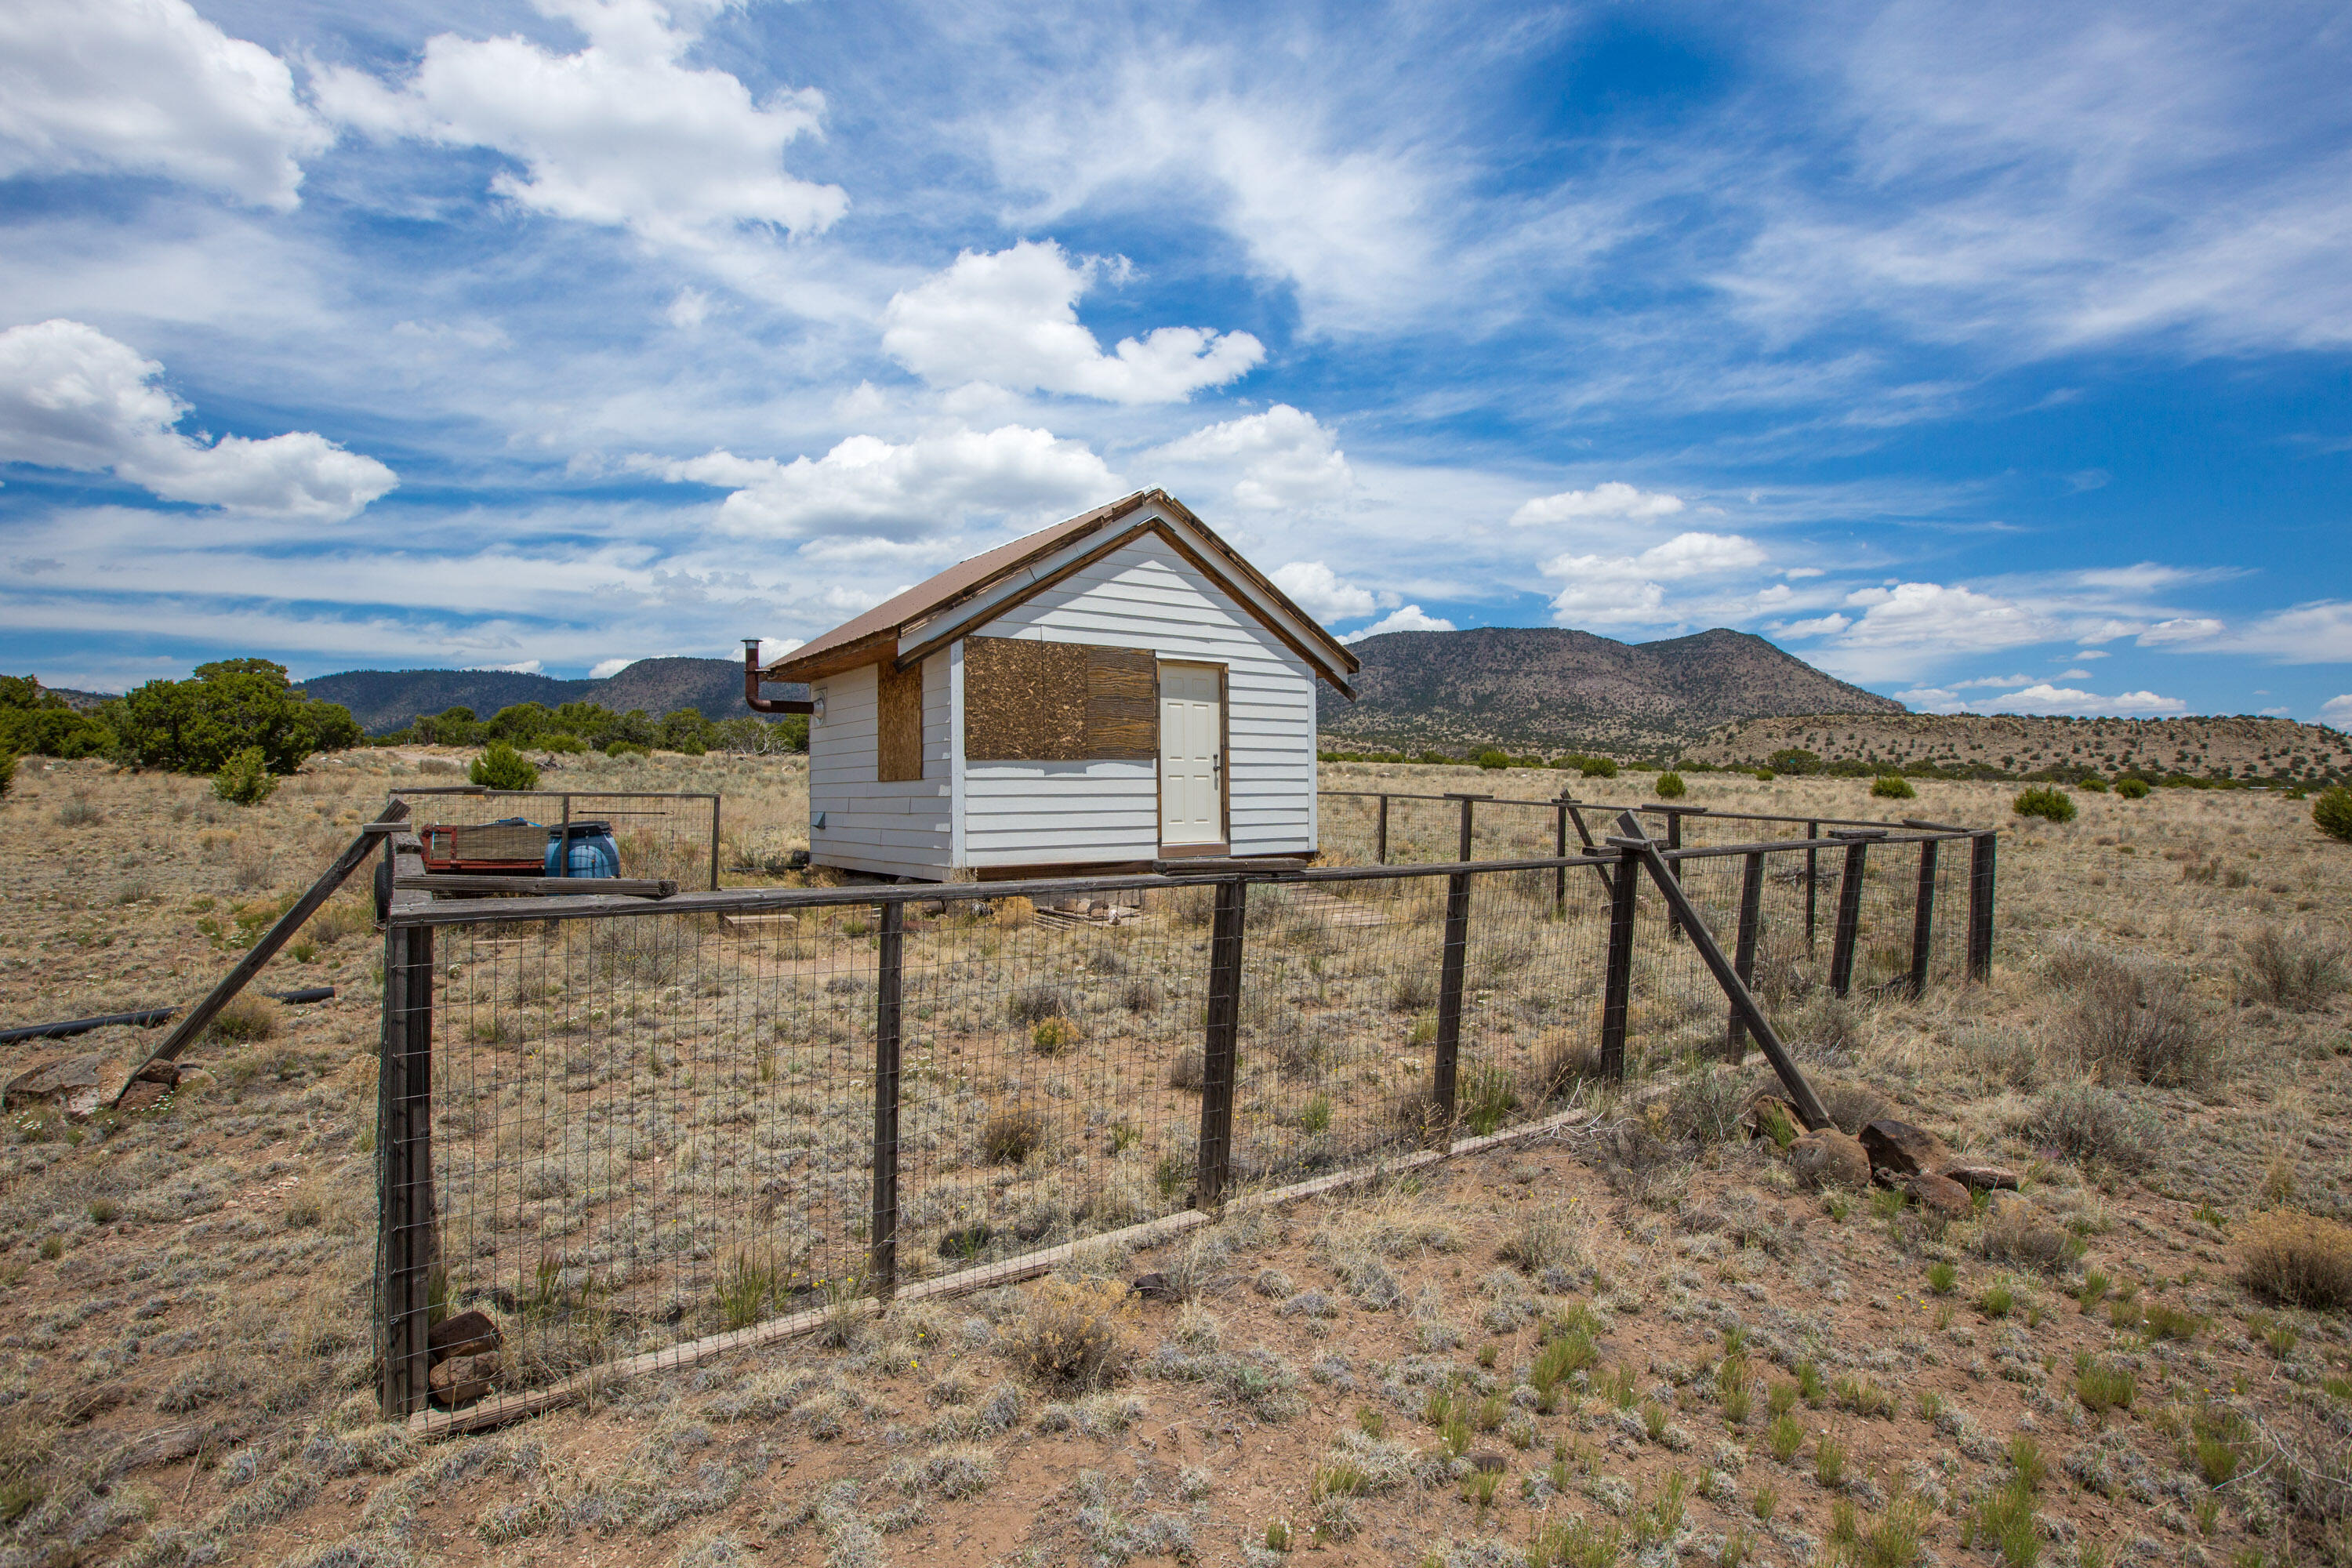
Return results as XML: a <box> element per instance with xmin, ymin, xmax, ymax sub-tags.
<box><xmin>982</xmin><ymin>1108</ymin><xmax>1045</xmax><ymax>1165</ymax></box>
<box><xmin>208</xmin><ymin>993</ymin><xmax>283</xmax><ymax>1044</ymax></box>
<box><xmin>1008</xmin><ymin>1278</ymin><xmax>1132</xmax><ymax>1391</ymax></box>
<box><xmin>2049</xmin><ymin>946</ymin><xmax>2213</xmax><ymax>1087</ymax></box>
<box><xmin>2239</xmin><ymin>927</ymin><xmax>2347</xmax><ymax>1011</ymax></box>
<box><xmin>2238</xmin><ymin>1209</ymin><xmax>2352</xmax><ymax>1311</ymax></box>
<box><xmin>2018</xmin><ymin>1082</ymin><xmax>2158</xmax><ymax>1170</ymax></box>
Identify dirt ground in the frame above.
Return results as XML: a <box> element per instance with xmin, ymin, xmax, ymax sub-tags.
<box><xmin>2</xmin><ymin>753</ymin><xmax>2348</xmax><ymax>1568</ymax></box>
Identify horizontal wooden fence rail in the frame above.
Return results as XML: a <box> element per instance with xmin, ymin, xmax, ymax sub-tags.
<box><xmin>376</xmin><ymin>821</ymin><xmax>1993</xmax><ymax>1423</ymax></box>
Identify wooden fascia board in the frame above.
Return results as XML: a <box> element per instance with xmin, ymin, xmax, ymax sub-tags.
<box><xmin>896</xmin><ymin>509</ymin><xmax>1359</xmax><ymax>698</ymax></box>
<box><xmin>1145</xmin><ymin>513</ymin><xmax>1359</xmax><ymax>696</ymax></box>
<box><xmin>894</xmin><ymin>517</ymin><xmax>1157</xmax><ymax>670</ymax></box>
<box><xmin>1149</xmin><ymin>492</ymin><xmax>1363</xmax><ymax>680</ymax></box>
<box><xmin>769</xmin><ymin>630</ymin><xmax>898</xmax><ymax>684</ymax></box>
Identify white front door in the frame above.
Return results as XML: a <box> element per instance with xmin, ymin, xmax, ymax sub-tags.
<box><xmin>1158</xmin><ymin>662</ymin><xmax>1222</xmax><ymax>846</ymax></box>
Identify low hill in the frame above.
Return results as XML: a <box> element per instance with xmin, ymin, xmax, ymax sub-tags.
<box><xmin>1317</xmin><ymin>626</ymin><xmax>1904</xmax><ymax>755</ymax></box>
<box><xmin>1693</xmin><ymin>711</ymin><xmax>2351</xmax><ymax>783</ymax></box>
<box><xmin>295</xmin><ymin>658</ymin><xmax>808</xmax><ymax>735</ymax></box>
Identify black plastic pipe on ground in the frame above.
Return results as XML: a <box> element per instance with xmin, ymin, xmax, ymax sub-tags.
<box><xmin>0</xmin><ymin>987</ymin><xmax>336</xmax><ymax>1047</ymax></box>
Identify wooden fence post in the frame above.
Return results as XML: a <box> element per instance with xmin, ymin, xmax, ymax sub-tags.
<box><xmin>1432</xmin><ymin>867</ymin><xmax>1472</xmax><ymax>1126</ymax></box>
<box><xmin>1552</xmin><ymin>802</ymin><xmax>1568</xmax><ymax>913</ymax></box>
<box><xmin>710</xmin><ymin>796</ymin><xmax>723</xmax><ymax>891</ymax></box>
<box><xmin>1968</xmin><ymin>831</ymin><xmax>1998</xmax><ymax>980</ymax></box>
<box><xmin>870</xmin><ymin>900</ymin><xmax>902</xmax><ymax>1298</ymax></box>
<box><xmin>1664</xmin><ymin>808</ymin><xmax>1685</xmax><ymax>939</ymax></box>
<box><xmin>1726</xmin><ymin>850</ymin><xmax>1765</xmax><ymax>1059</ymax></box>
<box><xmin>1445</xmin><ymin>793</ymin><xmax>1490</xmax><ymax>862</ymax></box>
<box><xmin>379</xmin><ymin>918</ymin><xmax>437</xmax><ymax>1419</ymax></box>
<box><xmin>1805</xmin><ymin>819</ymin><xmax>1820</xmax><ymax>954</ymax></box>
<box><xmin>1195</xmin><ymin>877</ymin><xmax>1247</xmax><ymax>1208</ymax></box>
<box><xmin>1599</xmin><ymin>845</ymin><xmax>1639</xmax><ymax>1080</ymax></box>
<box><xmin>1907</xmin><ymin>840</ymin><xmax>1938</xmax><ymax>998</ymax></box>
<box><xmin>1375</xmin><ymin>795</ymin><xmax>1389</xmax><ymax>865</ymax></box>
<box><xmin>1827</xmin><ymin>833</ymin><xmax>1875</xmax><ymax>996</ymax></box>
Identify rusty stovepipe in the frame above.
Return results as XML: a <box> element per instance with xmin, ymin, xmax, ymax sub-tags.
<box><xmin>742</xmin><ymin>639</ymin><xmax>815</xmax><ymax>715</ymax></box>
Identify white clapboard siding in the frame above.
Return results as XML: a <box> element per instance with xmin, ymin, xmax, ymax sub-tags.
<box><xmin>806</xmin><ymin>654</ymin><xmax>955</xmax><ymax>878</ymax></box>
<box><xmin>963</xmin><ymin>529</ymin><xmax>1317</xmax><ymax>865</ymax></box>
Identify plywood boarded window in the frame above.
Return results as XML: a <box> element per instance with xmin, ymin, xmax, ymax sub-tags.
<box><xmin>877</xmin><ymin>659</ymin><xmax>924</xmax><ymax>782</ymax></box>
<box><xmin>964</xmin><ymin>636</ymin><xmax>1157</xmax><ymax>760</ymax></box>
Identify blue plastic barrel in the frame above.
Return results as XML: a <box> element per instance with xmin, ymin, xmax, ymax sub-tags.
<box><xmin>544</xmin><ymin>821</ymin><xmax>620</xmax><ymax>878</ymax></box>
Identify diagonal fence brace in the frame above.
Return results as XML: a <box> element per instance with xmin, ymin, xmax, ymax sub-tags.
<box><xmin>1607</xmin><ymin>811</ymin><xmax>1833</xmax><ymax>1132</ymax></box>
<box><xmin>109</xmin><ymin>799</ymin><xmax>412</xmax><ymax>1105</ymax></box>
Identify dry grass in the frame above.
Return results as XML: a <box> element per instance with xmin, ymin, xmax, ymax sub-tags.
<box><xmin>2241</xmin><ymin>926</ymin><xmax>2349</xmax><ymax>1011</ymax></box>
<box><xmin>204</xmin><ymin>992</ymin><xmax>281</xmax><ymax>1044</ymax></box>
<box><xmin>2238</xmin><ymin>1209</ymin><xmax>2352</xmax><ymax>1311</ymax></box>
<box><xmin>2</xmin><ymin>753</ymin><xmax>2348</xmax><ymax>1568</ymax></box>
<box><xmin>2050</xmin><ymin>945</ymin><xmax>2217</xmax><ymax>1087</ymax></box>
<box><xmin>1007</xmin><ymin>1277</ymin><xmax>1133</xmax><ymax>1390</ymax></box>
<box><xmin>2017</xmin><ymin>1082</ymin><xmax>2159</xmax><ymax>1170</ymax></box>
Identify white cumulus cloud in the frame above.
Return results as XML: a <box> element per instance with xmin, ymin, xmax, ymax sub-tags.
<box><xmin>0</xmin><ymin>319</ymin><xmax>397</xmax><ymax>521</ymax></box>
<box><xmin>881</xmin><ymin>240</ymin><xmax>1262</xmax><ymax>404</ymax></box>
<box><xmin>1269</xmin><ymin>560</ymin><xmax>1375</xmax><ymax>623</ymax></box>
<box><xmin>1342</xmin><ymin>605</ymin><xmax>1455</xmax><ymax>642</ymax></box>
<box><xmin>2137</xmin><ymin>616</ymin><xmax>2227</xmax><ymax>646</ymax></box>
<box><xmin>315</xmin><ymin>0</ymin><xmax>846</xmax><ymax>248</ymax></box>
<box><xmin>1511</xmin><ymin>482</ymin><xmax>1686</xmax><ymax>528</ymax></box>
<box><xmin>0</xmin><ymin>0</ymin><xmax>328</xmax><ymax>209</ymax></box>
<box><xmin>2320</xmin><ymin>695</ymin><xmax>2352</xmax><ymax>730</ymax></box>
<box><xmin>1836</xmin><ymin>582</ymin><xmax>2056</xmax><ymax>652</ymax></box>
<box><xmin>1899</xmin><ymin>682</ymin><xmax>2189</xmax><ymax>717</ymax></box>
<box><xmin>639</xmin><ymin>423</ymin><xmax>1116</xmax><ymax>540</ymax></box>
<box><xmin>587</xmin><ymin>656</ymin><xmax>635</xmax><ymax>679</ymax></box>
<box><xmin>1155</xmin><ymin>405</ymin><xmax>1351</xmax><ymax>510</ymax></box>
<box><xmin>1778</xmin><ymin>613</ymin><xmax>1852</xmax><ymax>638</ymax></box>
<box><xmin>1541</xmin><ymin>531</ymin><xmax>1767</xmax><ymax>627</ymax></box>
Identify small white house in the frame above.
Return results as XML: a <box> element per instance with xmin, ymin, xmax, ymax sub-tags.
<box><xmin>759</xmin><ymin>489</ymin><xmax>1360</xmax><ymax>880</ymax></box>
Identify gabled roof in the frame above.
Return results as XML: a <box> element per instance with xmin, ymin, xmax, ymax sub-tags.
<box><xmin>766</xmin><ymin>489</ymin><xmax>1362</xmax><ymax>695</ymax></box>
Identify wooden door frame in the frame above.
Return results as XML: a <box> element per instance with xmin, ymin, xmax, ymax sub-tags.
<box><xmin>1155</xmin><ymin>658</ymin><xmax>1229</xmax><ymax>858</ymax></box>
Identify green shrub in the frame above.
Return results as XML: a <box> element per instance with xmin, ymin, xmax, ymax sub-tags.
<box><xmin>542</xmin><ymin>732</ymin><xmax>586</xmax><ymax>754</ymax></box>
<box><xmin>2314</xmin><ymin>786</ymin><xmax>2352</xmax><ymax>844</ymax></box>
<box><xmin>1767</xmin><ymin>748</ymin><xmax>1820</xmax><ymax>775</ymax></box>
<box><xmin>2078</xmin><ymin>775</ymin><xmax>2109</xmax><ymax>793</ymax></box>
<box><xmin>2115</xmin><ymin>777</ymin><xmax>2151</xmax><ymax>800</ymax></box>
<box><xmin>212</xmin><ymin>746</ymin><xmax>278</xmax><ymax>805</ymax></box>
<box><xmin>0</xmin><ymin>750</ymin><xmax>14</xmax><ymax>799</ymax></box>
<box><xmin>1654</xmin><ymin>771</ymin><xmax>1686</xmax><ymax>799</ymax></box>
<box><xmin>2013</xmin><ymin>786</ymin><xmax>2075</xmax><ymax>823</ymax></box>
<box><xmin>1475</xmin><ymin>748</ymin><xmax>1511</xmax><ymax>771</ymax></box>
<box><xmin>471</xmin><ymin>742</ymin><xmax>540</xmax><ymax>790</ymax></box>
<box><xmin>115</xmin><ymin>658</ymin><xmax>359</xmax><ymax>775</ymax></box>
<box><xmin>1753</xmin><ymin>768</ymin><xmax>1775</xmax><ymax>782</ymax></box>
<box><xmin>1871</xmin><ymin>775</ymin><xmax>1915</xmax><ymax>800</ymax></box>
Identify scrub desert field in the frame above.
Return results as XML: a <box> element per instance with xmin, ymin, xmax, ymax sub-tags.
<box><xmin>2</xmin><ymin>750</ymin><xmax>2350</xmax><ymax>1568</ymax></box>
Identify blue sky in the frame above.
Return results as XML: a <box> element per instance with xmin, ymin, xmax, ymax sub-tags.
<box><xmin>2</xmin><ymin>0</ymin><xmax>2348</xmax><ymax>726</ymax></box>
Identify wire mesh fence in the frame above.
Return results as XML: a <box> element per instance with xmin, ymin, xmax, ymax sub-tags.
<box><xmin>388</xmin><ymin>786</ymin><xmax>724</xmax><ymax>889</ymax></box>
<box><xmin>376</xmin><ymin>815</ymin><xmax>1993</xmax><ymax>1424</ymax></box>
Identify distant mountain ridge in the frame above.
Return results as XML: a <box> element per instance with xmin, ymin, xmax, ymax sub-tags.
<box><xmin>1318</xmin><ymin>626</ymin><xmax>1904</xmax><ymax>754</ymax></box>
<box><xmin>294</xmin><ymin>658</ymin><xmax>808</xmax><ymax>735</ymax></box>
